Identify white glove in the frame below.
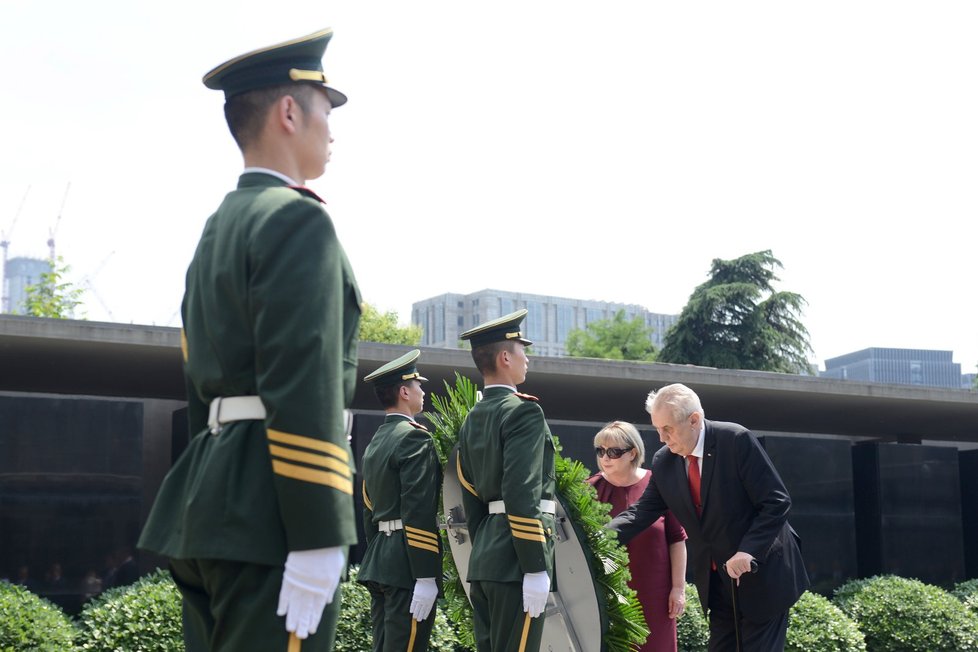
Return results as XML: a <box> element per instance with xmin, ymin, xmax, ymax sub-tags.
<box><xmin>522</xmin><ymin>570</ymin><xmax>550</xmax><ymax>618</ymax></box>
<box><xmin>276</xmin><ymin>547</ymin><xmax>346</xmax><ymax>639</ymax></box>
<box><xmin>410</xmin><ymin>577</ymin><xmax>438</xmax><ymax>622</ymax></box>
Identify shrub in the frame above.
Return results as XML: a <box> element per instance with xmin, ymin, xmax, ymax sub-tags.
<box><xmin>954</xmin><ymin>579</ymin><xmax>978</xmax><ymax>616</ymax></box>
<box><xmin>336</xmin><ymin>566</ymin><xmax>470</xmax><ymax>652</ymax></box>
<box><xmin>833</xmin><ymin>575</ymin><xmax>978</xmax><ymax>651</ymax></box>
<box><xmin>334</xmin><ymin>568</ymin><xmax>371</xmax><ymax>652</ymax></box>
<box><xmin>74</xmin><ymin>568</ymin><xmax>183</xmax><ymax>652</ymax></box>
<box><xmin>677</xmin><ymin>582</ymin><xmax>709</xmax><ymax>652</ymax></box>
<box><xmin>0</xmin><ymin>580</ymin><xmax>76</xmax><ymax>652</ymax></box>
<box><xmin>786</xmin><ymin>590</ymin><xmax>865</xmax><ymax>651</ymax></box>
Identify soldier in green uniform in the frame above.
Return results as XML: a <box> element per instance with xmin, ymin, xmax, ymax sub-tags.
<box><xmin>359</xmin><ymin>349</ymin><xmax>443</xmax><ymax>651</ymax></box>
<box><xmin>456</xmin><ymin>310</ymin><xmax>556</xmax><ymax>652</ymax></box>
<box><xmin>138</xmin><ymin>28</ymin><xmax>361</xmax><ymax>652</ymax></box>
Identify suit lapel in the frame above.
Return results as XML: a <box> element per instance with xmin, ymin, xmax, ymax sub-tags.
<box><xmin>699</xmin><ymin>421</ymin><xmax>717</xmax><ymax>516</ymax></box>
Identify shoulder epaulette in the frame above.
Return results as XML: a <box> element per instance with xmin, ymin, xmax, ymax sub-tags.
<box><xmin>288</xmin><ymin>185</ymin><xmax>326</xmax><ymax>204</ymax></box>
<box><xmin>409</xmin><ymin>420</ymin><xmax>430</xmax><ymax>432</ymax></box>
<box><xmin>514</xmin><ymin>392</ymin><xmax>539</xmax><ymax>402</ymax></box>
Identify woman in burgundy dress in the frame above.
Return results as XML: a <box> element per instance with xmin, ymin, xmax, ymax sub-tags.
<box><xmin>588</xmin><ymin>421</ymin><xmax>687</xmax><ymax>652</ymax></box>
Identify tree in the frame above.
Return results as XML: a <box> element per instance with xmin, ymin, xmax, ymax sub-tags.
<box><xmin>657</xmin><ymin>250</ymin><xmax>814</xmax><ymax>374</ymax></box>
<box><xmin>21</xmin><ymin>256</ymin><xmax>84</xmax><ymax>319</ymax></box>
<box><xmin>565</xmin><ymin>309</ymin><xmax>657</xmax><ymax>361</ymax></box>
<box><xmin>358</xmin><ymin>303</ymin><xmax>422</xmax><ymax>345</ymax></box>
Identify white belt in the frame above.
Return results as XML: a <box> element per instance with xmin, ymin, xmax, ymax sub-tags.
<box><xmin>208</xmin><ymin>396</ymin><xmax>266</xmax><ymax>434</ymax></box>
<box><xmin>488</xmin><ymin>499</ymin><xmax>556</xmax><ymax>515</ymax></box>
<box><xmin>378</xmin><ymin>519</ymin><xmax>403</xmax><ymax>535</ymax></box>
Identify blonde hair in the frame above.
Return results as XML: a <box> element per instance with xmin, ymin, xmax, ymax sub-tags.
<box><xmin>593</xmin><ymin>420</ymin><xmax>645</xmax><ymax>468</ymax></box>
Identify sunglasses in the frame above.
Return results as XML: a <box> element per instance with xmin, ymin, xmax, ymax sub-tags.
<box><xmin>595</xmin><ymin>446</ymin><xmax>634</xmax><ymax>459</ymax></box>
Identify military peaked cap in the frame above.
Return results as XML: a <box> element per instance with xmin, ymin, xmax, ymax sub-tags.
<box><xmin>202</xmin><ymin>27</ymin><xmax>347</xmax><ymax>107</ymax></box>
<box><xmin>460</xmin><ymin>309</ymin><xmax>533</xmax><ymax>348</ymax></box>
<box><xmin>364</xmin><ymin>349</ymin><xmax>428</xmax><ymax>387</ymax></box>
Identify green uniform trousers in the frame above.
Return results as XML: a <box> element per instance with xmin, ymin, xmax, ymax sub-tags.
<box><xmin>470</xmin><ymin>580</ymin><xmax>544</xmax><ymax>652</ymax></box>
<box><xmin>169</xmin><ymin>558</ymin><xmax>340</xmax><ymax>652</ymax></box>
<box><xmin>363</xmin><ymin>580</ymin><xmax>435</xmax><ymax>652</ymax></box>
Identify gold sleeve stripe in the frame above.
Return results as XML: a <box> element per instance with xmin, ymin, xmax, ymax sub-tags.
<box><xmin>180</xmin><ymin>329</ymin><xmax>189</xmax><ymax>362</ymax></box>
<box><xmin>510</xmin><ymin>522</ymin><xmax>545</xmax><ymax>535</ymax></box>
<box><xmin>511</xmin><ymin>530</ymin><xmax>547</xmax><ymax>543</ymax></box>
<box><xmin>507</xmin><ymin>514</ymin><xmax>543</xmax><ymax>527</ymax></box>
<box><xmin>268</xmin><ymin>444</ymin><xmax>352</xmax><ymax>478</ymax></box>
<box><xmin>362</xmin><ymin>482</ymin><xmax>373</xmax><ymax>511</ymax></box>
<box><xmin>267</xmin><ymin>429</ymin><xmax>350</xmax><ymax>463</ymax></box>
<box><xmin>404</xmin><ymin>525</ymin><xmax>439</xmax><ymax>543</ymax></box>
<box><xmin>407</xmin><ymin>539</ymin><xmax>440</xmax><ymax>554</ymax></box>
<box><xmin>406</xmin><ymin>532</ymin><xmax>440</xmax><ymax>549</ymax></box>
<box><xmin>272</xmin><ymin>460</ymin><xmax>353</xmax><ymax>494</ymax></box>
<box><xmin>457</xmin><ymin>454</ymin><xmax>478</xmax><ymax>497</ymax></box>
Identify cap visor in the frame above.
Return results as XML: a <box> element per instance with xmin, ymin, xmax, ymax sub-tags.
<box><xmin>325</xmin><ymin>86</ymin><xmax>347</xmax><ymax>107</ymax></box>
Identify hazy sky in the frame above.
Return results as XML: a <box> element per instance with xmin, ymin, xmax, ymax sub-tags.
<box><xmin>2</xmin><ymin>1</ymin><xmax>976</xmax><ymax>372</ymax></box>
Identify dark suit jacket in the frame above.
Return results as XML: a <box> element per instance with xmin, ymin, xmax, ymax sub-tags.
<box><xmin>608</xmin><ymin>420</ymin><xmax>809</xmax><ymax>623</ymax></box>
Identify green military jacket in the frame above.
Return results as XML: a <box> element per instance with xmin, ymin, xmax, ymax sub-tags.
<box><xmin>358</xmin><ymin>414</ymin><xmax>443</xmax><ymax>590</ymax></box>
<box><xmin>457</xmin><ymin>387</ymin><xmax>556</xmax><ymax>584</ymax></box>
<box><xmin>139</xmin><ymin>172</ymin><xmax>361</xmax><ymax>564</ymax></box>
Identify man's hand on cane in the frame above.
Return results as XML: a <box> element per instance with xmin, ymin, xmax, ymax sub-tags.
<box><xmin>723</xmin><ymin>551</ymin><xmax>757</xmax><ymax>585</ymax></box>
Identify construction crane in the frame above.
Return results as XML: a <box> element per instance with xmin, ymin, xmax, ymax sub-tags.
<box><xmin>1</xmin><ymin>185</ymin><xmax>32</xmax><ymax>313</ymax></box>
<box><xmin>79</xmin><ymin>250</ymin><xmax>116</xmax><ymax>321</ymax></box>
<box><xmin>48</xmin><ymin>182</ymin><xmax>70</xmax><ymax>262</ymax></box>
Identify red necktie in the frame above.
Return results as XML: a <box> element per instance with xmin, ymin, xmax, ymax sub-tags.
<box><xmin>687</xmin><ymin>455</ymin><xmax>702</xmax><ymax>515</ymax></box>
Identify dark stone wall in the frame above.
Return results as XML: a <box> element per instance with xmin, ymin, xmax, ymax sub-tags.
<box><xmin>0</xmin><ymin>395</ymin><xmax>144</xmax><ymax>614</ymax></box>
<box><xmin>3</xmin><ymin>394</ymin><xmax>974</xmax><ymax>615</ymax></box>
<box><xmin>760</xmin><ymin>436</ymin><xmax>858</xmax><ymax>594</ymax></box>
<box><xmin>853</xmin><ymin>442</ymin><xmax>966</xmax><ymax>586</ymax></box>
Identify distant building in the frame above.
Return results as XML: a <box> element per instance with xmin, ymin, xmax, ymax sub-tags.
<box><xmin>963</xmin><ymin>373</ymin><xmax>976</xmax><ymax>390</ymax></box>
<box><xmin>2</xmin><ymin>257</ymin><xmax>51</xmax><ymax>315</ymax></box>
<box><xmin>821</xmin><ymin>347</ymin><xmax>963</xmax><ymax>389</ymax></box>
<box><xmin>412</xmin><ymin>289</ymin><xmax>678</xmax><ymax>357</ymax></box>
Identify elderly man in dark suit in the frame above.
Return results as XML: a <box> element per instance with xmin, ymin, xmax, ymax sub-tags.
<box><xmin>608</xmin><ymin>384</ymin><xmax>808</xmax><ymax>651</ymax></box>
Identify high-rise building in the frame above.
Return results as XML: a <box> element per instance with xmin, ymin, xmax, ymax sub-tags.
<box><xmin>820</xmin><ymin>347</ymin><xmax>963</xmax><ymax>389</ymax></box>
<box><xmin>412</xmin><ymin>289</ymin><xmax>678</xmax><ymax>357</ymax></box>
<box><xmin>2</xmin><ymin>257</ymin><xmax>51</xmax><ymax>315</ymax></box>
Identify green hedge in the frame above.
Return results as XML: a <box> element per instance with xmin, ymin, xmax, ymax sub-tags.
<box><xmin>833</xmin><ymin>575</ymin><xmax>978</xmax><ymax>651</ymax></box>
<box><xmin>955</xmin><ymin>579</ymin><xmax>978</xmax><ymax>617</ymax></box>
<box><xmin>677</xmin><ymin>581</ymin><xmax>709</xmax><ymax>652</ymax></box>
<box><xmin>0</xmin><ymin>581</ymin><xmax>76</xmax><ymax>652</ymax></box>
<box><xmin>11</xmin><ymin>570</ymin><xmax>978</xmax><ymax>650</ymax></box>
<box><xmin>74</xmin><ymin>568</ymin><xmax>183</xmax><ymax>652</ymax></box>
<box><xmin>787</xmin><ymin>590</ymin><xmax>865</xmax><ymax>651</ymax></box>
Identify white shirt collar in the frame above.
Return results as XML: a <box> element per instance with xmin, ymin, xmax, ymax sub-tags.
<box><xmin>242</xmin><ymin>167</ymin><xmax>298</xmax><ymax>186</ymax></box>
<box><xmin>483</xmin><ymin>384</ymin><xmax>517</xmax><ymax>392</ymax></box>
<box><xmin>387</xmin><ymin>412</ymin><xmax>414</xmax><ymax>420</ymax></box>
<box><xmin>691</xmin><ymin>419</ymin><xmax>705</xmax><ymax>458</ymax></box>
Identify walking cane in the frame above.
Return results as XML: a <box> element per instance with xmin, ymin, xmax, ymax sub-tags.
<box><xmin>722</xmin><ymin>559</ymin><xmax>758</xmax><ymax>652</ymax></box>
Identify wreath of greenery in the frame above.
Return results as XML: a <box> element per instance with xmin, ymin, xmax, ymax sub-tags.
<box><xmin>425</xmin><ymin>373</ymin><xmax>649</xmax><ymax>652</ymax></box>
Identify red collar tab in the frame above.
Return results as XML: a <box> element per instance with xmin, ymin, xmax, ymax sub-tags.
<box><xmin>409</xmin><ymin>420</ymin><xmax>430</xmax><ymax>432</ymax></box>
<box><xmin>514</xmin><ymin>392</ymin><xmax>539</xmax><ymax>402</ymax></box>
<box><xmin>288</xmin><ymin>185</ymin><xmax>326</xmax><ymax>204</ymax></box>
